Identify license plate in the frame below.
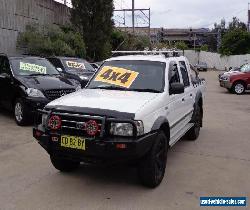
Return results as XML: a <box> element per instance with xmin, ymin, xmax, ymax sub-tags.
<box><xmin>61</xmin><ymin>136</ymin><xmax>85</xmax><ymax>151</ymax></box>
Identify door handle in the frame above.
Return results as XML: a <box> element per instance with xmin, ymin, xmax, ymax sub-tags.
<box><xmin>190</xmin><ymin>93</ymin><xmax>193</xmax><ymax>97</ymax></box>
<box><xmin>182</xmin><ymin>98</ymin><xmax>185</xmax><ymax>102</ymax></box>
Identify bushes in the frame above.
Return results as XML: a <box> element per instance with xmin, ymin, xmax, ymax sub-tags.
<box><xmin>111</xmin><ymin>29</ymin><xmax>151</xmax><ymax>51</ymax></box>
<box><xmin>17</xmin><ymin>24</ymin><xmax>86</xmax><ymax>58</ymax></box>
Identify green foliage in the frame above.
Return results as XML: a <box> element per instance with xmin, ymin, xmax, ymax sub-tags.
<box><xmin>228</xmin><ymin>17</ymin><xmax>247</xmax><ymax>31</ymax></box>
<box><xmin>110</xmin><ymin>29</ymin><xmax>151</xmax><ymax>51</ymax></box>
<box><xmin>17</xmin><ymin>24</ymin><xmax>86</xmax><ymax>58</ymax></box>
<box><xmin>71</xmin><ymin>0</ymin><xmax>114</xmax><ymax>61</ymax></box>
<box><xmin>219</xmin><ymin>29</ymin><xmax>250</xmax><ymax>55</ymax></box>
<box><xmin>175</xmin><ymin>41</ymin><xmax>188</xmax><ymax>50</ymax></box>
<box><xmin>200</xmin><ymin>44</ymin><xmax>209</xmax><ymax>52</ymax></box>
<box><xmin>213</xmin><ymin>17</ymin><xmax>249</xmax><ymax>55</ymax></box>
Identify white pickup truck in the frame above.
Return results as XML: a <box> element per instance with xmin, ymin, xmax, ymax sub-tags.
<box><xmin>33</xmin><ymin>51</ymin><xmax>206</xmax><ymax>188</ymax></box>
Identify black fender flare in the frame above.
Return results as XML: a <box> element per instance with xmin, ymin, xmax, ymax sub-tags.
<box><xmin>191</xmin><ymin>91</ymin><xmax>203</xmax><ymax>126</ymax></box>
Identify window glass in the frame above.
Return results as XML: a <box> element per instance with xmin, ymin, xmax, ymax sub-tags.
<box><xmin>10</xmin><ymin>58</ymin><xmax>60</xmax><ymax>76</ymax></box>
<box><xmin>88</xmin><ymin>60</ymin><xmax>166</xmax><ymax>93</ymax></box>
<box><xmin>179</xmin><ymin>61</ymin><xmax>190</xmax><ymax>87</ymax></box>
<box><xmin>169</xmin><ymin>61</ymin><xmax>180</xmax><ymax>84</ymax></box>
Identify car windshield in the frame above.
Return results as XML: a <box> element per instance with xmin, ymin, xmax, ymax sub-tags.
<box><xmin>62</xmin><ymin>59</ymin><xmax>95</xmax><ymax>72</ymax></box>
<box><xmin>87</xmin><ymin>60</ymin><xmax>166</xmax><ymax>93</ymax></box>
<box><xmin>240</xmin><ymin>64</ymin><xmax>250</xmax><ymax>73</ymax></box>
<box><xmin>10</xmin><ymin>58</ymin><xmax>60</xmax><ymax>76</ymax></box>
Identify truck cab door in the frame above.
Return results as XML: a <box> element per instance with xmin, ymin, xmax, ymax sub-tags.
<box><xmin>0</xmin><ymin>56</ymin><xmax>15</xmax><ymax>109</ymax></box>
<box><xmin>178</xmin><ymin>61</ymin><xmax>194</xmax><ymax>122</ymax></box>
<box><xmin>167</xmin><ymin>61</ymin><xmax>186</xmax><ymax>142</ymax></box>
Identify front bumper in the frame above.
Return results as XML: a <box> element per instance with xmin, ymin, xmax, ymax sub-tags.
<box><xmin>220</xmin><ymin>80</ymin><xmax>232</xmax><ymax>89</ymax></box>
<box><xmin>23</xmin><ymin>97</ymin><xmax>50</xmax><ymax>113</ymax></box>
<box><xmin>33</xmin><ymin>128</ymin><xmax>156</xmax><ymax>163</ymax></box>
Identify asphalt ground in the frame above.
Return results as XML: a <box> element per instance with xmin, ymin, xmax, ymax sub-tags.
<box><xmin>0</xmin><ymin>71</ymin><xmax>249</xmax><ymax>210</ymax></box>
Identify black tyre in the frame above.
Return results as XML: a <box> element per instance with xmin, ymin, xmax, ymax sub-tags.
<box><xmin>138</xmin><ymin>131</ymin><xmax>168</xmax><ymax>188</ymax></box>
<box><xmin>232</xmin><ymin>82</ymin><xmax>246</xmax><ymax>95</ymax></box>
<box><xmin>14</xmin><ymin>98</ymin><xmax>29</xmax><ymax>126</ymax></box>
<box><xmin>186</xmin><ymin>106</ymin><xmax>202</xmax><ymax>141</ymax></box>
<box><xmin>50</xmin><ymin>156</ymin><xmax>80</xmax><ymax>172</ymax></box>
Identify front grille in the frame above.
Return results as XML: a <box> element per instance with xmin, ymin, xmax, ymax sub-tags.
<box><xmin>45</xmin><ymin>89</ymin><xmax>75</xmax><ymax>100</ymax></box>
<box><xmin>52</xmin><ymin>112</ymin><xmax>105</xmax><ymax>138</ymax></box>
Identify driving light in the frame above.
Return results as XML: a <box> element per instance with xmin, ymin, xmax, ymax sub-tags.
<box><xmin>48</xmin><ymin>115</ymin><xmax>61</xmax><ymax>130</ymax></box>
<box><xmin>26</xmin><ymin>88</ymin><xmax>45</xmax><ymax>98</ymax></box>
<box><xmin>110</xmin><ymin>123</ymin><xmax>134</xmax><ymax>136</ymax></box>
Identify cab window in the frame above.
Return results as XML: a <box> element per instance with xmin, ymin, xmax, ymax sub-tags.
<box><xmin>169</xmin><ymin>61</ymin><xmax>180</xmax><ymax>84</ymax></box>
<box><xmin>179</xmin><ymin>61</ymin><xmax>190</xmax><ymax>87</ymax></box>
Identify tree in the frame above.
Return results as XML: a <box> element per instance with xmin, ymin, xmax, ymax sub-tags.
<box><xmin>219</xmin><ymin>29</ymin><xmax>250</xmax><ymax>55</ymax></box>
<box><xmin>71</xmin><ymin>0</ymin><xmax>114</xmax><ymax>61</ymax></box>
<box><xmin>200</xmin><ymin>44</ymin><xmax>209</xmax><ymax>51</ymax></box>
<box><xmin>17</xmin><ymin>24</ymin><xmax>86</xmax><ymax>57</ymax></box>
<box><xmin>175</xmin><ymin>41</ymin><xmax>188</xmax><ymax>50</ymax></box>
<box><xmin>228</xmin><ymin>17</ymin><xmax>247</xmax><ymax>31</ymax></box>
<box><xmin>111</xmin><ymin>29</ymin><xmax>151</xmax><ymax>51</ymax></box>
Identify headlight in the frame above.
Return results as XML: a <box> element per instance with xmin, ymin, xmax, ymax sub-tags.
<box><xmin>26</xmin><ymin>88</ymin><xmax>45</xmax><ymax>98</ymax></box>
<box><xmin>110</xmin><ymin>123</ymin><xmax>134</xmax><ymax>136</ymax></box>
<box><xmin>110</xmin><ymin>121</ymin><xmax>144</xmax><ymax>137</ymax></box>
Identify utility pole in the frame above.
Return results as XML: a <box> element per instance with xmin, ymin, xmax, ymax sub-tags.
<box><xmin>248</xmin><ymin>3</ymin><xmax>250</xmax><ymax>32</ymax></box>
<box><xmin>132</xmin><ymin>0</ymin><xmax>135</xmax><ymax>34</ymax></box>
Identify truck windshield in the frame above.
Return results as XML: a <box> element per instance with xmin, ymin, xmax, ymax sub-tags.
<box><xmin>87</xmin><ymin>60</ymin><xmax>165</xmax><ymax>93</ymax></box>
<box><xmin>62</xmin><ymin>59</ymin><xmax>95</xmax><ymax>72</ymax></box>
<box><xmin>10</xmin><ymin>58</ymin><xmax>60</xmax><ymax>76</ymax></box>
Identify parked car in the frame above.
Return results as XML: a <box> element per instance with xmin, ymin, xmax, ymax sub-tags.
<box><xmin>47</xmin><ymin>57</ymin><xmax>96</xmax><ymax>86</ymax></box>
<box><xmin>220</xmin><ymin>64</ymin><xmax>250</xmax><ymax>94</ymax></box>
<box><xmin>0</xmin><ymin>54</ymin><xmax>81</xmax><ymax>125</ymax></box>
<box><xmin>33</xmin><ymin>51</ymin><xmax>206</xmax><ymax>188</ymax></box>
<box><xmin>218</xmin><ymin>67</ymin><xmax>240</xmax><ymax>81</ymax></box>
<box><xmin>194</xmin><ymin>62</ymin><xmax>208</xmax><ymax>71</ymax></box>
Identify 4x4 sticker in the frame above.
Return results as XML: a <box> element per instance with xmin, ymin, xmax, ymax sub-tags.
<box><xmin>20</xmin><ymin>62</ymin><xmax>47</xmax><ymax>74</ymax></box>
<box><xmin>94</xmin><ymin>66</ymin><xmax>139</xmax><ymax>88</ymax></box>
<box><xmin>66</xmin><ymin>61</ymin><xmax>85</xmax><ymax>69</ymax></box>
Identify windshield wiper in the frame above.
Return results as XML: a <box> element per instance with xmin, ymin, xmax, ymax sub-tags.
<box><xmin>89</xmin><ymin>86</ymin><xmax>161</xmax><ymax>93</ymax></box>
<box><xmin>128</xmin><ymin>88</ymin><xmax>161</xmax><ymax>93</ymax></box>
<box><xmin>89</xmin><ymin>86</ymin><xmax>127</xmax><ymax>91</ymax></box>
<box><xmin>28</xmin><ymin>74</ymin><xmax>47</xmax><ymax>76</ymax></box>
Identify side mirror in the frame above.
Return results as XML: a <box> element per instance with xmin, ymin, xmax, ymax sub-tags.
<box><xmin>0</xmin><ymin>73</ymin><xmax>10</xmax><ymax>79</ymax></box>
<box><xmin>169</xmin><ymin>82</ymin><xmax>185</xmax><ymax>95</ymax></box>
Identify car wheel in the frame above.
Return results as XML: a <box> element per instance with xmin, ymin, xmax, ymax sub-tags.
<box><xmin>50</xmin><ymin>156</ymin><xmax>80</xmax><ymax>172</ymax></box>
<box><xmin>138</xmin><ymin>131</ymin><xmax>168</xmax><ymax>188</ymax></box>
<box><xmin>14</xmin><ymin>98</ymin><xmax>29</xmax><ymax>126</ymax></box>
<box><xmin>233</xmin><ymin>82</ymin><xmax>245</xmax><ymax>95</ymax></box>
<box><xmin>186</xmin><ymin>106</ymin><xmax>201</xmax><ymax>141</ymax></box>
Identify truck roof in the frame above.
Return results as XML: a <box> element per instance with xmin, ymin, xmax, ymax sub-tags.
<box><xmin>106</xmin><ymin>55</ymin><xmax>187</xmax><ymax>63</ymax></box>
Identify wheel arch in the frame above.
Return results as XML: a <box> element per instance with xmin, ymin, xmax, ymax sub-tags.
<box><xmin>191</xmin><ymin>91</ymin><xmax>203</xmax><ymax>127</ymax></box>
<box><xmin>151</xmin><ymin>117</ymin><xmax>170</xmax><ymax>145</ymax></box>
<box><xmin>232</xmin><ymin>80</ymin><xmax>247</xmax><ymax>88</ymax></box>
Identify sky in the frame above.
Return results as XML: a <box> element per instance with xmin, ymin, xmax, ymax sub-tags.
<box><xmin>55</xmin><ymin>0</ymin><xmax>249</xmax><ymax>29</ymax></box>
